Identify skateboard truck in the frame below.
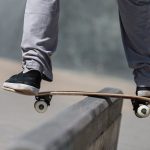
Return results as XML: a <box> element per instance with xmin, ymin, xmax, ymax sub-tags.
<box><xmin>35</xmin><ymin>95</ymin><xmax>52</xmax><ymax>113</ymax></box>
<box><xmin>131</xmin><ymin>99</ymin><xmax>150</xmax><ymax>118</ymax></box>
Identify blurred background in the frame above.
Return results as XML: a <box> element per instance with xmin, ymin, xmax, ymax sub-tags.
<box><xmin>0</xmin><ymin>0</ymin><xmax>150</xmax><ymax>150</ymax></box>
<box><xmin>0</xmin><ymin>0</ymin><xmax>132</xmax><ymax>79</ymax></box>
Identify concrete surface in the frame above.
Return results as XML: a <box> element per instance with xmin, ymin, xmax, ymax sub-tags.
<box><xmin>0</xmin><ymin>58</ymin><xmax>150</xmax><ymax>150</ymax></box>
<box><xmin>8</xmin><ymin>88</ymin><xmax>123</xmax><ymax>150</ymax></box>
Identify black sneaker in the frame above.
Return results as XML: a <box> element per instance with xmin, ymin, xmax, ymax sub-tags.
<box><xmin>136</xmin><ymin>87</ymin><xmax>150</xmax><ymax>97</ymax></box>
<box><xmin>2</xmin><ymin>70</ymin><xmax>41</xmax><ymax>95</ymax></box>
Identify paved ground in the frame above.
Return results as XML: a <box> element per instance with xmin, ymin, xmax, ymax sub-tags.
<box><xmin>118</xmin><ymin>102</ymin><xmax>150</xmax><ymax>150</ymax></box>
<box><xmin>0</xmin><ymin>90</ymin><xmax>82</xmax><ymax>149</ymax></box>
<box><xmin>0</xmin><ymin>58</ymin><xmax>150</xmax><ymax>150</ymax></box>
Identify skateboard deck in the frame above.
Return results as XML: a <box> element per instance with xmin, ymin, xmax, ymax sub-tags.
<box><xmin>3</xmin><ymin>87</ymin><xmax>150</xmax><ymax>118</ymax></box>
<box><xmin>37</xmin><ymin>91</ymin><xmax>150</xmax><ymax>101</ymax></box>
<box><xmin>3</xmin><ymin>87</ymin><xmax>150</xmax><ymax>102</ymax></box>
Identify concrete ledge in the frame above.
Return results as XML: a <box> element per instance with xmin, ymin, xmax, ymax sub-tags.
<box><xmin>8</xmin><ymin>87</ymin><xmax>123</xmax><ymax>150</ymax></box>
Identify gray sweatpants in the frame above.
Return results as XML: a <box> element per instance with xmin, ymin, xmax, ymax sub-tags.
<box><xmin>21</xmin><ymin>0</ymin><xmax>59</xmax><ymax>81</ymax></box>
<box><xmin>21</xmin><ymin>0</ymin><xmax>150</xmax><ymax>86</ymax></box>
<box><xmin>118</xmin><ymin>0</ymin><xmax>150</xmax><ymax>86</ymax></box>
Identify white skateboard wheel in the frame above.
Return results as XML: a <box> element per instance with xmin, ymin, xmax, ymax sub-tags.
<box><xmin>34</xmin><ymin>101</ymin><xmax>48</xmax><ymax>113</ymax></box>
<box><xmin>136</xmin><ymin>105</ymin><xmax>150</xmax><ymax>118</ymax></box>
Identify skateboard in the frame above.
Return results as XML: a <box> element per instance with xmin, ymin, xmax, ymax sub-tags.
<box><xmin>3</xmin><ymin>87</ymin><xmax>150</xmax><ymax>118</ymax></box>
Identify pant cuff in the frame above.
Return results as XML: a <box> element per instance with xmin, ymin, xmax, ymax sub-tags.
<box><xmin>23</xmin><ymin>60</ymin><xmax>53</xmax><ymax>81</ymax></box>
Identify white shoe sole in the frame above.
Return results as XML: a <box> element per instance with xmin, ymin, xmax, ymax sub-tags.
<box><xmin>137</xmin><ymin>90</ymin><xmax>150</xmax><ymax>97</ymax></box>
<box><xmin>3</xmin><ymin>82</ymin><xmax>39</xmax><ymax>95</ymax></box>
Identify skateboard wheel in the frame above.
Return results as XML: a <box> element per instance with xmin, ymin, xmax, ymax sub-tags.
<box><xmin>136</xmin><ymin>105</ymin><xmax>150</xmax><ymax>118</ymax></box>
<box><xmin>34</xmin><ymin>101</ymin><xmax>48</xmax><ymax>113</ymax></box>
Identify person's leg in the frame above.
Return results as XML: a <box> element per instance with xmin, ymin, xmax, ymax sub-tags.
<box><xmin>3</xmin><ymin>0</ymin><xmax>60</xmax><ymax>95</ymax></box>
<box><xmin>118</xmin><ymin>0</ymin><xmax>150</xmax><ymax>96</ymax></box>
<box><xmin>22</xmin><ymin>0</ymin><xmax>60</xmax><ymax>81</ymax></box>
